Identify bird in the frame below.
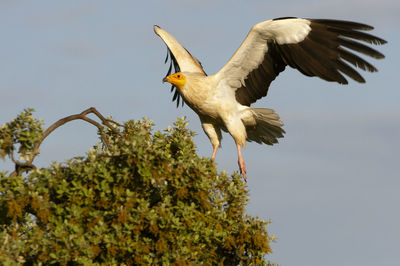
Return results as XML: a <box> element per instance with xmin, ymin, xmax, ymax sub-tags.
<box><xmin>154</xmin><ymin>17</ymin><xmax>386</xmax><ymax>181</ymax></box>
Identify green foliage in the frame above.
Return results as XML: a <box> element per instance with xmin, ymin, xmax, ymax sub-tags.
<box><xmin>0</xmin><ymin>108</ymin><xmax>43</xmax><ymax>161</ymax></box>
<box><xmin>0</xmin><ymin>111</ymin><xmax>276</xmax><ymax>265</ymax></box>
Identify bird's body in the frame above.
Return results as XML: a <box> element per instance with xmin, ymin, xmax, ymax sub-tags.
<box><xmin>155</xmin><ymin>17</ymin><xmax>386</xmax><ymax>180</ymax></box>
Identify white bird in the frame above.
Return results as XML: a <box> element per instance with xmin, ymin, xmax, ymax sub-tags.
<box><xmin>154</xmin><ymin>17</ymin><xmax>386</xmax><ymax>181</ymax></box>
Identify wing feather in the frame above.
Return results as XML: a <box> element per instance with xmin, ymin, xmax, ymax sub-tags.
<box><xmin>338</xmin><ymin>37</ymin><xmax>385</xmax><ymax>58</ymax></box>
<box><xmin>338</xmin><ymin>47</ymin><xmax>377</xmax><ymax>72</ymax></box>
<box><xmin>310</xmin><ymin>19</ymin><xmax>374</xmax><ymax>30</ymax></box>
<box><xmin>214</xmin><ymin>18</ymin><xmax>386</xmax><ymax>106</ymax></box>
<box><xmin>328</xmin><ymin>27</ymin><xmax>387</xmax><ymax>45</ymax></box>
<box><xmin>166</xmin><ymin>48</ymin><xmax>184</xmax><ymax>107</ymax></box>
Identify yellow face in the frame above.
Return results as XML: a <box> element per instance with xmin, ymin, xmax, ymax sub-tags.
<box><xmin>162</xmin><ymin>73</ymin><xmax>186</xmax><ymax>90</ymax></box>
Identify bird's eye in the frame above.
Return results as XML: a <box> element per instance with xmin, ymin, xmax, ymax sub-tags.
<box><xmin>177</xmin><ymin>74</ymin><xmax>181</xmax><ymax>78</ymax></box>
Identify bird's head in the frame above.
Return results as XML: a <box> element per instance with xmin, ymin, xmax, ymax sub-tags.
<box><xmin>162</xmin><ymin>72</ymin><xmax>186</xmax><ymax>90</ymax></box>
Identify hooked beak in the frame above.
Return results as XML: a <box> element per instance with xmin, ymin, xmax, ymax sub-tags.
<box><xmin>162</xmin><ymin>76</ymin><xmax>169</xmax><ymax>83</ymax></box>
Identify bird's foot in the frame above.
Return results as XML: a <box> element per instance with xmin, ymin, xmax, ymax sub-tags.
<box><xmin>238</xmin><ymin>158</ymin><xmax>247</xmax><ymax>182</ymax></box>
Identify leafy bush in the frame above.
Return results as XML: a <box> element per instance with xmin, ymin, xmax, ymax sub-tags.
<box><xmin>0</xmin><ymin>109</ymin><xmax>276</xmax><ymax>265</ymax></box>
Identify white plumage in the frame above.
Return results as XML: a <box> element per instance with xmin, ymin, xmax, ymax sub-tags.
<box><xmin>155</xmin><ymin>17</ymin><xmax>386</xmax><ymax>181</ymax></box>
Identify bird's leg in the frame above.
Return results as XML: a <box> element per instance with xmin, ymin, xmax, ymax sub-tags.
<box><xmin>236</xmin><ymin>143</ymin><xmax>247</xmax><ymax>181</ymax></box>
<box><xmin>211</xmin><ymin>145</ymin><xmax>219</xmax><ymax>160</ymax></box>
<box><xmin>200</xmin><ymin>121</ymin><xmax>221</xmax><ymax>160</ymax></box>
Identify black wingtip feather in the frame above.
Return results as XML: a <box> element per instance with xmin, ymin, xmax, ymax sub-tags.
<box><xmin>167</xmin><ymin>60</ymin><xmax>173</xmax><ymax>76</ymax></box>
<box><xmin>163</xmin><ymin>47</ymin><xmax>185</xmax><ymax>107</ymax></box>
<box><xmin>164</xmin><ymin>48</ymin><xmax>169</xmax><ymax>64</ymax></box>
<box><xmin>337</xmin><ymin>59</ymin><xmax>366</xmax><ymax>83</ymax></box>
<box><xmin>329</xmin><ymin>27</ymin><xmax>387</xmax><ymax>45</ymax></box>
<box><xmin>339</xmin><ymin>37</ymin><xmax>385</xmax><ymax>59</ymax></box>
<box><xmin>311</xmin><ymin>19</ymin><xmax>374</xmax><ymax>31</ymax></box>
<box><xmin>338</xmin><ymin>47</ymin><xmax>378</xmax><ymax>72</ymax></box>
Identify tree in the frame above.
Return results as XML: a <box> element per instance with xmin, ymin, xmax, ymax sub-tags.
<box><xmin>0</xmin><ymin>108</ymin><xmax>276</xmax><ymax>265</ymax></box>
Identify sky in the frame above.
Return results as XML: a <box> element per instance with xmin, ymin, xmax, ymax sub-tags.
<box><xmin>1</xmin><ymin>0</ymin><xmax>399</xmax><ymax>265</ymax></box>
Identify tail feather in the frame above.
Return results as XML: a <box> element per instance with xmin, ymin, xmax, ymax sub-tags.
<box><xmin>246</xmin><ymin>108</ymin><xmax>285</xmax><ymax>145</ymax></box>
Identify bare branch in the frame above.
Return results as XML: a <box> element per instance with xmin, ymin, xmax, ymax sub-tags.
<box><xmin>80</xmin><ymin>116</ymin><xmax>111</xmax><ymax>150</ymax></box>
<box><xmin>9</xmin><ymin>107</ymin><xmax>120</xmax><ymax>177</ymax></box>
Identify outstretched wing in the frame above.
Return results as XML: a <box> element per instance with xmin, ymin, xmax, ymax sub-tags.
<box><xmin>215</xmin><ymin>18</ymin><xmax>387</xmax><ymax>106</ymax></box>
<box><xmin>154</xmin><ymin>25</ymin><xmax>206</xmax><ymax>107</ymax></box>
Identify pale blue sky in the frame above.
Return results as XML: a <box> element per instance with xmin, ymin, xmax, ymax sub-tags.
<box><xmin>1</xmin><ymin>1</ymin><xmax>399</xmax><ymax>265</ymax></box>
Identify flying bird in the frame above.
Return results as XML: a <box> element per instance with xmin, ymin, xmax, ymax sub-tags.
<box><xmin>154</xmin><ymin>17</ymin><xmax>386</xmax><ymax>181</ymax></box>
